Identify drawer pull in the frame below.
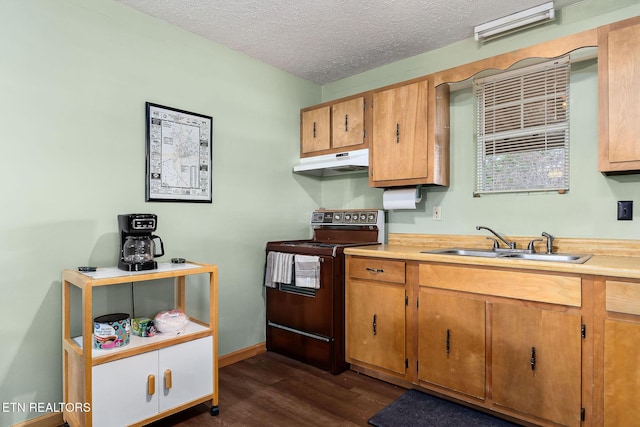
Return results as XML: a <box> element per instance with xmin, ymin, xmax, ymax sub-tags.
<box><xmin>446</xmin><ymin>329</ymin><xmax>451</xmax><ymax>355</ymax></box>
<box><xmin>164</xmin><ymin>369</ymin><xmax>172</xmax><ymax>390</ymax></box>
<box><xmin>530</xmin><ymin>347</ymin><xmax>536</xmax><ymax>371</ymax></box>
<box><xmin>313</xmin><ymin>121</ymin><xmax>317</xmax><ymax>138</ymax></box>
<box><xmin>366</xmin><ymin>267</ymin><xmax>384</xmax><ymax>273</ymax></box>
<box><xmin>372</xmin><ymin>314</ymin><xmax>377</xmax><ymax>336</ymax></box>
<box><xmin>147</xmin><ymin>374</ymin><xmax>155</xmax><ymax>396</ymax></box>
<box><xmin>345</xmin><ymin>114</ymin><xmax>349</xmax><ymax>132</ymax></box>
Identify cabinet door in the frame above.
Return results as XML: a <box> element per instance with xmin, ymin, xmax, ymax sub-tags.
<box><xmin>604</xmin><ymin>319</ymin><xmax>640</xmax><ymax>426</ymax></box>
<box><xmin>418</xmin><ymin>290</ymin><xmax>485</xmax><ymax>398</ymax></box>
<box><xmin>346</xmin><ymin>280</ymin><xmax>405</xmax><ymax>374</ymax></box>
<box><xmin>332</xmin><ymin>97</ymin><xmax>364</xmax><ymax>149</ymax></box>
<box><xmin>371</xmin><ymin>80</ymin><xmax>428</xmax><ymax>182</ymax></box>
<box><xmin>492</xmin><ymin>303</ymin><xmax>582</xmax><ymax>427</ymax></box>
<box><xmin>599</xmin><ymin>19</ymin><xmax>640</xmax><ymax>172</ymax></box>
<box><xmin>159</xmin><ymin>336</ymin><xmax>213</xmax><ymax>412</ymax></box>
<box><xmin>301</xmin><ymin>106</ymin><xmax>330</xmax><ymax>154</ymax></box>
<box><xmin>92</xmin><ymin>351</ymin><xmax>159</xmax><ymax>427</ymax></box>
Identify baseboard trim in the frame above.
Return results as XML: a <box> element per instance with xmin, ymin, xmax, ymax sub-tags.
<box><xmin>10</xmin><ymin>343</ymin><xmax>267</xmax><ymax>427</ymax></box>
<box><xmin>219</xmin><ymin>342</ymin><xmax>266</xmax><ymax>368</ymax></box>
<box><xmin>10</xmin><ymin>411</ymin><xmax>63</xmax><ymax>427</ymax></box>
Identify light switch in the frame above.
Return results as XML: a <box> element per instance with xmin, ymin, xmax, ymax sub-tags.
<box><xmin>617</xmin><ymin>201</ymin><xmax>633</xmax><ymax>221</ymax></box>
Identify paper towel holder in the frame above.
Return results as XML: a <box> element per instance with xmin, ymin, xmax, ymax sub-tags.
<box><xmin>415</xmin><ymin>185</ymin><xmax>423</xmax><ymax>203</ymax></box>
<box><xmin>384</xmin><ymin>185</ymin><xmax>422</xmax><ymax>201</ymax></box>
<box><xmin>383</xmin><ymin>185</ymin><xmax>423</xmax><ymax>203</ymax></box>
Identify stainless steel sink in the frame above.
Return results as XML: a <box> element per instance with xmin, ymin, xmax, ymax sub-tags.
<box><xmin>423</xmin><ymin>248</ymin><xmax>592</xmax><ymax>264</ymax></box>
<box><xmin>425</xmin><ymin>248</ymin><xmax>501</xmax><ymax>258</ymax></box>
<box><xmin>498</xmin><ymin>252</ymin><xmax>592</xmax><ymax>263</ymax></box>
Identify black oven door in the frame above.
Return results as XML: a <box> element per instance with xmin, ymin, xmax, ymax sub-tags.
<box><xmin>266</xmin><ymin>254</ymin><xmax>335</xmax><ymax>338</ymax></box>
<box><xmin>265</xmin><ymin>253</ymin><xmax>348</xmax><ymax>374</ymax></box>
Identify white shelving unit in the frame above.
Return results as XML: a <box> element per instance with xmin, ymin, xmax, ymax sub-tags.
<box><xmin>62</xmin><ymin>262</ymin><xmax>218</xmax><ymax>427</ymax></box>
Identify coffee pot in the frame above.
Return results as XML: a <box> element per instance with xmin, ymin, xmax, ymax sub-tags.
<box><xmin>122</xmin><ymin>235</ymin><xmax>164</xmax><ymax>264</ymax></box>
<box><xmin>117</xmin><ymin>214</ymin><xmax>165</xmax><ymax>271</ymax></box>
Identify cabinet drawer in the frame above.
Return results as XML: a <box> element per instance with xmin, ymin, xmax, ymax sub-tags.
<box><xmin>349</xmin><ymin>257</ymin><xmax>405</xmax><ymax>284</ymax></box>
<box><xmin>420</xmin><ymin>264</ymin><xmax>581</xmax><ymax>306</ymax></box>
<box><xmin>606</xmin><ymin>280</ymin><xmax>640</xmax><ymax>315</ymax></box>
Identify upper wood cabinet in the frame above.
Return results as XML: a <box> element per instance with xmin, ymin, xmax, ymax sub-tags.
<box><xmin>598</xmin><ymin>16</ymin><xmax>640</xmax><ymax>173</ymax></box>
<box><xmin>301</xmin><ymin>106</ymin><xmax>330</xmax><ymax>154</ymax></box>
<box><xmin>300</xmin><ymin>96</ymin><xmax>366</xmax><ymax>157</ymax></box>
<box><xmin>332</xmin><ymin>97</ymin><xmax>365</xmax><ymax>149</ymax></box>
<box><xmin>370</xmin><ymin>78</ymin><xmax>450</xmax><ymax>187</ymax></box>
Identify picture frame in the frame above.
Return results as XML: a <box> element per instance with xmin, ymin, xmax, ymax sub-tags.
<box><xmin>145</xmin><ymin>102</ymin><xmax>213</xmax><ymax>203</ymax></box>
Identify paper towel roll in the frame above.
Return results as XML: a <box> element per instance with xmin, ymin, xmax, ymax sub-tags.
<box><xmin>383</xmin><ymin>187</ymin><xmax>422</xmax><ymax>210</ymax></box>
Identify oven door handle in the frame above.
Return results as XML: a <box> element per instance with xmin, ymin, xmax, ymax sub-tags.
<box><xmin>267</xmin><ymin>321</ymin><xmax>332</xmax><ymax>343</ymax></box>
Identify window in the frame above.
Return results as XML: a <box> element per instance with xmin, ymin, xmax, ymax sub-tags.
<box><xmin>474</xmin><ymin>57</ymin><xmax>570</xmax><ymax>195</ymax></box>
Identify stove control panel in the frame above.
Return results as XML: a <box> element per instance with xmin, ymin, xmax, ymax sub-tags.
<box><xmin>311</xmin><ymin>209</ymin><xmax>383</xmax><ymax>225</ymax></box>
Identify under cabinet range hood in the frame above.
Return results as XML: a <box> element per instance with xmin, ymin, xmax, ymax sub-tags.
<box><xmin>292</xmin><ymin>149</ymin><xmax>369</xmax><ymax>177</ymax></box>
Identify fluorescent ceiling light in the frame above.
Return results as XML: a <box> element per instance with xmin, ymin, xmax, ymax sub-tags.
<box><xmin>474</xmin><ymin>2</ymin><xmax>556</xmax><ymax>42</ymax></box>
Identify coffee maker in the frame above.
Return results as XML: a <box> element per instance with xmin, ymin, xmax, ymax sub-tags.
<box><xmin>117</xmin><ymin>214</ymin><xmax>165</xmax><ymax>271</ymax></box>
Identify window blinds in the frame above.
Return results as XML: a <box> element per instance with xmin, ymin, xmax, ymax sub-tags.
<box><xmin>474</xmin><ymin>57</ymin><xmax>570</xmax><ymax>195</ymax></box>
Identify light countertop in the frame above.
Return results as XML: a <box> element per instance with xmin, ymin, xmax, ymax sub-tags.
<box><xmin>345</xmin><ymin>243</ymin><xmax>640</xmax><ymax>280</ymax></box>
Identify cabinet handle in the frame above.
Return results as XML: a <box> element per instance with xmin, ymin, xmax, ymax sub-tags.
<box><xmin>345</xmin><ymin>114</ymin><xmax>349</xmax><ymax>132</ymax></box>
<box><xmin>372</xmin><ymin>314</ymin><xmax>377</xmax><ymax>336</ymax></box>
<box><xmin>147</xmin><ymin>374</ymin><xmax>155</xmax><ymax>396</ymax></box>
<box><xmin>396</xmin><ymin>123</ymin><xmax>400</xmax><ymax>143</ymax></box>
<box><xmin>164</xmin><ymin>369</ymin><xmax>172</xmax><ymax>390</ymax></box>
<box><xmin>365</xmin><ymin>267</ymin><xmax>384</xmax><ymax>273</ymax></box>
<box><xmin>313</xmin><ymin>121</ymin><xmax>317</xmax><ymax>138</ymax></box>
<box><xmin>530</xmin><ymin>347</ymin><xmax>536</xmax><ymax>371</ymax></box>
<box><xmin>446</xmin><ymin>329</ymin><xmax>451</xmax><ymax>354</ymax></box>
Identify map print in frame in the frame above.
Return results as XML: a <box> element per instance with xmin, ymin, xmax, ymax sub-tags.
<box><xmin>145</xmin><ymin>102</ymin><xmax>213</xmax><ymax>203</ymax></box>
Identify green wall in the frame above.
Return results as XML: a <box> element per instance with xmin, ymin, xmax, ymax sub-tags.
<box><xmin>2</xmin><ymin>0</ymin><xmax>640</xmax><ymax>425</ymax></box>
<box><xmin>0</xmin><ymin>0</ymin><xmax>321</xmax><ymax>425</ymax></box>
<box><xmin>320</xmin><ymin>0</ymin><xmax>640</xmax><ymax>240</ymax></box>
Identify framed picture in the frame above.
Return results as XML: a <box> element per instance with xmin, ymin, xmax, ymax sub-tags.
<box><xmin>145</xmin><ymin>102</ymin><xmax>213</xmax><ymax>203</ymax></box>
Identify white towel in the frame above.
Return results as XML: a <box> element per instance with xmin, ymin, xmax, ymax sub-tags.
<box><xmin>264</xmin><ymin>251</ymin><xmax>294</xmax><ymax>288</ymax></box>
<box><xmin>294</xmin><ymin>255</ymin><xmax>321</xmax><ymax>289</ymax></box>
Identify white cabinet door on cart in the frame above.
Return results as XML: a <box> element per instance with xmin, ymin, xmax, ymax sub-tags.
<box><xmin>159</xmin><ymin>337</ymin><xmax>213</xmax><ymax>412</ymax></box>
<box><xmin>92</xmin><ymin>351</ymin><xmax>158</xmax><ymax>427</ymax></box>
<box><xmin>91</xmin><ymin>337</ymin><xmax>213</xmax><ymax>427</ymax></box>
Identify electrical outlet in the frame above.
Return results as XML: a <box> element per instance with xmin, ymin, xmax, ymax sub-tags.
<box><xmin>433</xmin><ymin>206</ymin><xmax>442</xmax><ymax>221</ymax></box>
<box><xmin>617</xmin><ymin>201</ymin><xmax>633</xmax><ymax>220</ymax></box>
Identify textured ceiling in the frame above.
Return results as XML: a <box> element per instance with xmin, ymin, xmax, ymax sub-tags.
<box><xmin>115</xmin><ymin>0</ymin><xmax>582</xmax><ymax>84</ymax></box>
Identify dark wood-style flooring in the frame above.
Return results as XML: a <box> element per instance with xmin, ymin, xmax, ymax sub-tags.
<box><xmin>149</xmin><ymin>351</ymin><xmax>405</xmax><ymax>426</ymax></box>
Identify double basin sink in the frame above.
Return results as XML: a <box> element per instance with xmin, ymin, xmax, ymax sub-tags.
<box><xmin>424</xmin><ymin>248</ymin><xmax>592</xmax><ymax>264</ymax></box>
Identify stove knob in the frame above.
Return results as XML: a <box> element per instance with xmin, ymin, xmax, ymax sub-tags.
<box><xmin>334</xmin><ymin>213</ymin><xmax>342</xmax><ymax>223</ymax></box>
<box><xmin>344</xmin><ymin>214</ymin><xmax>351</xmax><ymax>222</ymax></box>
<box><xmin>360</xmin><ymin>213</ymin><xmax>367</xmax><ymax>221</ymax></box>
<box><xmin>367</xmin><ymin>213</ymin><xmax>376</xmax><ymax>222</ymax></box>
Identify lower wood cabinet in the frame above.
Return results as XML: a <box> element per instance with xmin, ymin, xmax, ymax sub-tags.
<box><xmin>418</xmin><ymin>290</ymin><xmax>485</xmax><ymax>399</ymax></box>
<box><xmin>492</xmin><ymin>303</ymin><xmax>582</xmax><ymax>427</ymax></box>
<box><xmin>346</xmin><ymin>280</ymin><xmax>406</xmax><ymax>375</ymax></box>
<box><xmin>347</xmin><ymin>257</ymin><xmax>589</xmax><ymax>426</ymax></box>
<box><xmin>603</xmin><ymin>319</ymin><xmax>640</xmax><ymax>426</ymax></box>
<box><xmin>346</xmin><ymin>257</ymin><xmax>407</xmax><ymax>377</ymax></box>
<box><xmin>346</xmin><ymin>256</ymin><xmax>640</xmax><ymax>426</ymax></box>
<box><xmin>602</xmin><ymin>279</ymin><xmax>640</xmax><ymax>426</ymax></box>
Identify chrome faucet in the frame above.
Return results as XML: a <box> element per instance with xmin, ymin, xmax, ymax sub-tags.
<box><xmin>476</xmin><ymin>226</ymin><xmax>516</xmax><ymax>249</ymax></box>
<box><xmin>541</xmin><ymin>232</ymin><xmax>554</xmax><ymax>254</ymax></box>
